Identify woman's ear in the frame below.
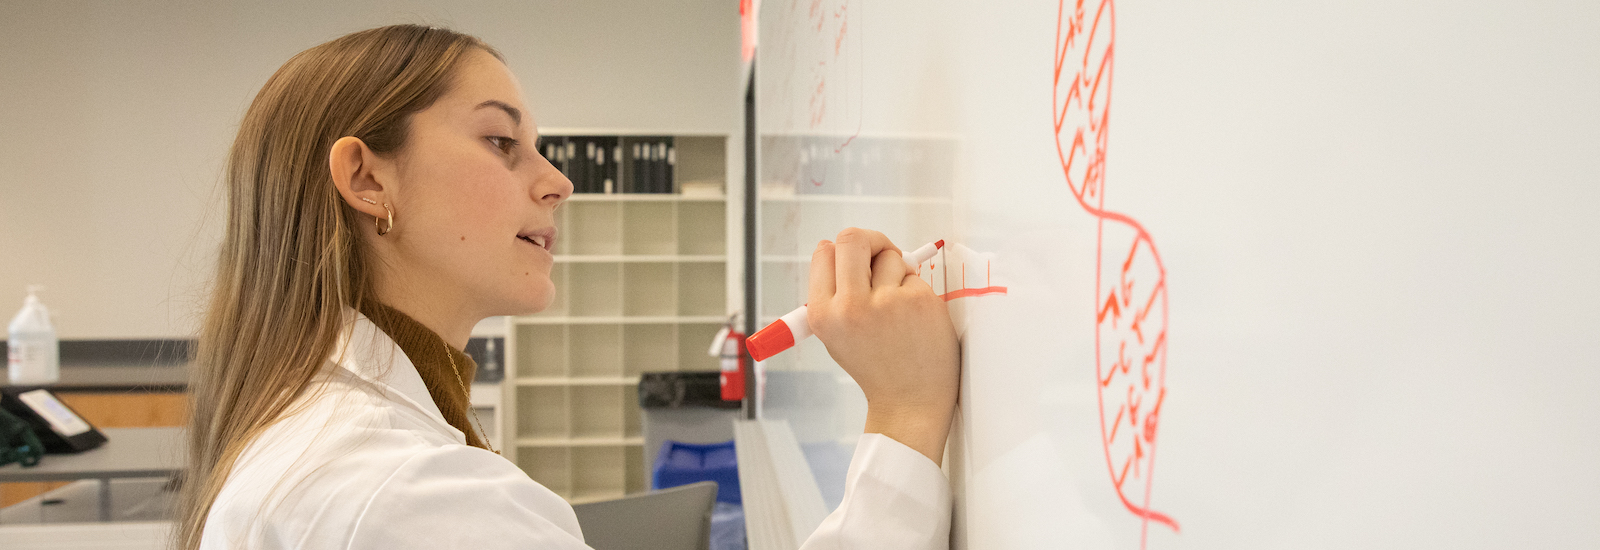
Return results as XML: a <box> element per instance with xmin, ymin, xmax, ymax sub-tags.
<box><xmin>329</xmin><ymin>136</ymin><xmax>391</xmax><ymax>220</ymax></box>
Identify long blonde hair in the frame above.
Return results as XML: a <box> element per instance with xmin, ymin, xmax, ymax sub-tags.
<box><xmin>176</xmin><ymin>25</ymin><xmax>501</xmax><ymax>550</ymax></box>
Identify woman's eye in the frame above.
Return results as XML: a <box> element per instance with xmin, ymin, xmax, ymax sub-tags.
<box><xmin>488</xmin><ymin>136</ymin><xmax>519</xmax><ymax>154</ymax></box>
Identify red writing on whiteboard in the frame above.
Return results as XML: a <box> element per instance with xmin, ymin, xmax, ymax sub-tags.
<box><xmin>1054</xmin><ymin>0</ymin><xmax>1178</xmax><ymax>546</ymax></box>
<box><xmin>914</xmin><ymin>248</ymin><xmax>1009</xmax><ymax>302</ymax></box>
<box><xmin>940</xmin><ymin>260</ymin><xmax>1007</xmax><ymax>301</ymax></box>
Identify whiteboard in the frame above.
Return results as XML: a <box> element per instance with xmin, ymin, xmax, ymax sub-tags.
<box><xmin>752</xmin><ymin>0</ymin><xmax>1600</xmax><ymax>548</ymax></box>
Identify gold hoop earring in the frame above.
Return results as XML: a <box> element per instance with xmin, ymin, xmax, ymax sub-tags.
<box><xmin>377</xmin><ymin>203</ymin><xmax>394</xmax><ymax>236</ymax></box>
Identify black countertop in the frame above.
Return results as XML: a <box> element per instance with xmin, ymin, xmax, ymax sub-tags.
<box><xmin>1</xmin><ymin>339</ymin><xmax>190</xmax><ymax>392</ymax></box>
<box><xmin>2</xmin><ymin>336</ymin><xmax>502</xmax><ymax>392</ymax></box>
<box><xmin>50</xmin><ymin>365</ymin><xmax>188</xmax><ymax>392</ymax></box>
<box><xmin>1</xmin><ymin>365</ymin><xmax>188</xmax><ymax>392</ymax></box>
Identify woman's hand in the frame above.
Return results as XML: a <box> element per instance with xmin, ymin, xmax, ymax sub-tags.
<box><xmin>807</xmin><ymin>228</ymin><xmax>961</xmax><ymax>466</ymax></box>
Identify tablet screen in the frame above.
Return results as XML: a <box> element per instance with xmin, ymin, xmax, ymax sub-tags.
<box><xmin>17</xmin><ymin>389</ymin><xmax>92</xmax><ymax>437</ymax></box>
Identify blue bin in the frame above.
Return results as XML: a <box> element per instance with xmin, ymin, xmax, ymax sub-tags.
<box><xmin>652</xmin><ymin>440</ymin><xmax>740</xmax><ymax>504</ymax></box>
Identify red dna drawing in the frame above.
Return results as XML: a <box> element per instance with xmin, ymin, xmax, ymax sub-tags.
<box><xmin>1053</xmin><ymin>0</ymin><xmax>1178</xmax><ymax>545</ymax></box>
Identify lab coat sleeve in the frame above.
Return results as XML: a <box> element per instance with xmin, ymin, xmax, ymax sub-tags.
<box><xmin>346</xmin><ymin>445</ymin><xmax>592</xmax><ymax>550</ymax></box>
<box><xmin>799</xmin><ymin>433</ymin><xmax>952</xmax><ymax>550</ymax></box>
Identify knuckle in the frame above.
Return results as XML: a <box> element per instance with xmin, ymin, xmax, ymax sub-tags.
<box><xmin>836</xmin><ymin>227</ymin><xmax>866</xmax><ymax>243</ymax></box>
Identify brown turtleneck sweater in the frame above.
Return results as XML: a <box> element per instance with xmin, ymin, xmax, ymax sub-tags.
<box><xmin>359</xmin><ymin>301</ymin><xmax>490</xmax><ymax>451</ymax></box>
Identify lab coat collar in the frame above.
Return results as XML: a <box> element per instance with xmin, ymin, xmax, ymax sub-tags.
<box><xmin>330</xmin><ymin>310</ymin><xmax>468</xmax><ymax>444</ymax></box>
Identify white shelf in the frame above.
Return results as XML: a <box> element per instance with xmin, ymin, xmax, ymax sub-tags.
<box><xmin>505</xmin><ymin>133</ymin><xmax>731</xmax><ymax>504</ymax></box>
<box><xmin>516</xmin><ymin>437</ymin><xmax>645</xmax><ymax>447</ymax></box>
<box><xmin>516</xmin><ymin>376</ymin><xmax>641</xmax><ymax>386</ymax></box>
<box><xmin>758</xmin><ymin>193</ymin><xmax>951</xmax><ymax>204</ymax></box>
<box><xmin>567</xmin><ymin>193</ymin><xmax>726</xmax><ymax>202</ymax></box>
<box><xmin>553</xmin><ymin>254</ymin><xmax>726</xmax><ymax>263</ymax></box>
<box><xmin>540</xmin><ymin>128</ymin><xmax>732</xmax><ymax>138</ymax></box>
<box><xmin>470</xmin><ymin>382</ymin><xmax>502</xmax><ymax>407</ymax></box>
<box><xmin>512</xmin><ymin>315</ymin><xmax>728</xmax><ymax>325</ymax></box>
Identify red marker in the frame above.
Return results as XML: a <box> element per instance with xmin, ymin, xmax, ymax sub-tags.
<box><xmin>746</xmin><ymin>240</ymin><xmax>944</xmax><ymax>362</ymax></box>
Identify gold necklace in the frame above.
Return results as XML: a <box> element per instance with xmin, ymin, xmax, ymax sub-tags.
<box><xmin>443</xmin><ymin>342</ymin><xmax>499</xmax><ymax>455</ymax></box>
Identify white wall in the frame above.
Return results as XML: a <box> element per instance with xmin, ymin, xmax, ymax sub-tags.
<box><xmin>0</xmin><ymin>0</ymin><xmax>741</xmax><ymax>338</ymax></box>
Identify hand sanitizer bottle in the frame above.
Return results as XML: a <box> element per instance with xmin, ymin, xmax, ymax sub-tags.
<box><xmin>8</xmin><ymin>285</ymin><xmax>60</xmax><ymax>385</ymax></box>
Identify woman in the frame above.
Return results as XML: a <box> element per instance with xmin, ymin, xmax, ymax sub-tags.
<box><xmin>176</xmin><ymin>25</ymin><xmax>959</xmax><ymax>549</ymax></box>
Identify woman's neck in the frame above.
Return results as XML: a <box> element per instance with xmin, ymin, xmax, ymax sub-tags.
<box><xmin>371</xmin><ymin>280</ymin><xmax>477</xmax><ymax>349</ymax></box>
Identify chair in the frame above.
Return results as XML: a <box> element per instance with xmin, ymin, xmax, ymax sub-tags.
<box><xmin>571</xmin><ymin>481</ymin><xmax>718</xmax><ymax>550</ymax></box>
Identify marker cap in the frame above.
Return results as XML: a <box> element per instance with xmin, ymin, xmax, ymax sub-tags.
<box><xmin>747</xmin><ymin>307</ymin><xmax>811</xmax><ymax>362</ymax></box>
<box><xmin>746</xmin><ymin>319</ymin><xmax>794</xmax><ymax>362</ymax></box>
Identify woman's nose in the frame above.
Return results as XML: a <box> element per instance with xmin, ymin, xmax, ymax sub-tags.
<box><xmin>532</xmin><ymin>152</ymin><xmax>574</xmax><ymax>205</ymax></box>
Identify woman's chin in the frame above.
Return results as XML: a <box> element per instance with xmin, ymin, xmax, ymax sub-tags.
<box><xmin>505</xmin><ymin>282</ymin><xmax>556</xmax><ymax>316</ymax></box>
<box><xmin>525</xmin><ymin>294</ymin><xmax>555</xmax><ymax>315</ymax></box>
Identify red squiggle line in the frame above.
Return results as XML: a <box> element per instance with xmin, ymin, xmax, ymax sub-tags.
<box><xmin>1120</xmin><ymin>497</ymin><xmax>1178</xmax><ymax>538</ymax></box>
<box><xmin>805</xmin><ymin>0</ymin><xmax>864</xmax><ymax>187</ymax></box>
<box><xmin>939</xmin><ymin>286</ymin><xmax>1009</xmax><ymax>301</ymax></box>
<box><xmin>833</xmin><ymin>131</ymin><xmax>859</xmax><ymax>154</ymax></box>
<box><xmin>1055</xmin><ymin>0</ymin><xmax>1177</xmax><ymax>544</ymax></box>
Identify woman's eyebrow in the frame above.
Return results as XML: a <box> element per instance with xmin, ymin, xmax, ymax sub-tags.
<box><xmin>474</xmin><ymin>99</ymin><xmax>521</xmax><ymax>127</ymax></box>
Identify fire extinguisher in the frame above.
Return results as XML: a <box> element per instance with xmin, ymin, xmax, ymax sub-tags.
<box><xmin>709</xmin><ymin>322</ymin><xmax>746</xmax><ymax>402</ymax></box>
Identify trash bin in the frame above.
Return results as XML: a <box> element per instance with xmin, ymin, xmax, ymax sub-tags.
<box><xmin>653</xmin><ymin>440</ymin><xmax>739</xmax><ymax>504</ymax></box>
<box><xmin>637</xmin><ymin>371</ymin><xmax>741</xmax><ymax>485</ymax></box>
<box><xmin>638</xmin><ymin>372</ymin><xmax>745</xmax><ymax>550</ymax></box>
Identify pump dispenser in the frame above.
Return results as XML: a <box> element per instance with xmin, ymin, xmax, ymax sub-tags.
<box><xmin>8</xmin><ymin>285</ymin><xmax>59</xmax><ymax>385</ymax></box>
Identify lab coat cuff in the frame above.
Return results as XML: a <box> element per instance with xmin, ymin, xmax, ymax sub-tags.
<box><xmin>831</xmin><ymin>432</ymin><xmax>952</xmax><ymax>548</ymax></box>
<box><xmin>851</xmin><ymin>433</ymin><xmax>950</xmax><ymax>503</ymax></box>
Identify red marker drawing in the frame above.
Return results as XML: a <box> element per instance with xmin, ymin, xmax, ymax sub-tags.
<box><xmin>1055</xmin><ymin>0</ymin><xmax>1176</xmax><ymax>544</ymax></box>
<box><xmin>747</xmin><ymin>240</ymin><xmax>944</xmax><ymax>362</ymax></box>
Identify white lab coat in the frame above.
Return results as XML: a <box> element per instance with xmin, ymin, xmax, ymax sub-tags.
<box><xmin>201</xmin><ymin>313</ymin><xmax>950</xmax><ymax>549</ymax></box>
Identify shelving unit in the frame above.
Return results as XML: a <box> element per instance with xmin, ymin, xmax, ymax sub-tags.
<box><xmin>503</xmin><ymin>133</ymin><xmax>734</xmax><ymax>504</ymax></box>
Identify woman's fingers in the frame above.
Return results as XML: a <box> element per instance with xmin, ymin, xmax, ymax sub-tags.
<box><xmin>808</xmin><ymin>240</ymin><xmax>837</xmax><ymax>306</ymax></box>
<box><xmin>870</xmin><ymin>247</ymin><xmax>909</xmax><ymax>289</ymax></box>
<box><xmin>832</xmin><ymin>229</ymin><xmax>874</xmax><ymax>299</ymax></box>
<box><xmin>833</xmin><ymin>228</ymin><xmax>900</xmax><ymax>299</ymax></box>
